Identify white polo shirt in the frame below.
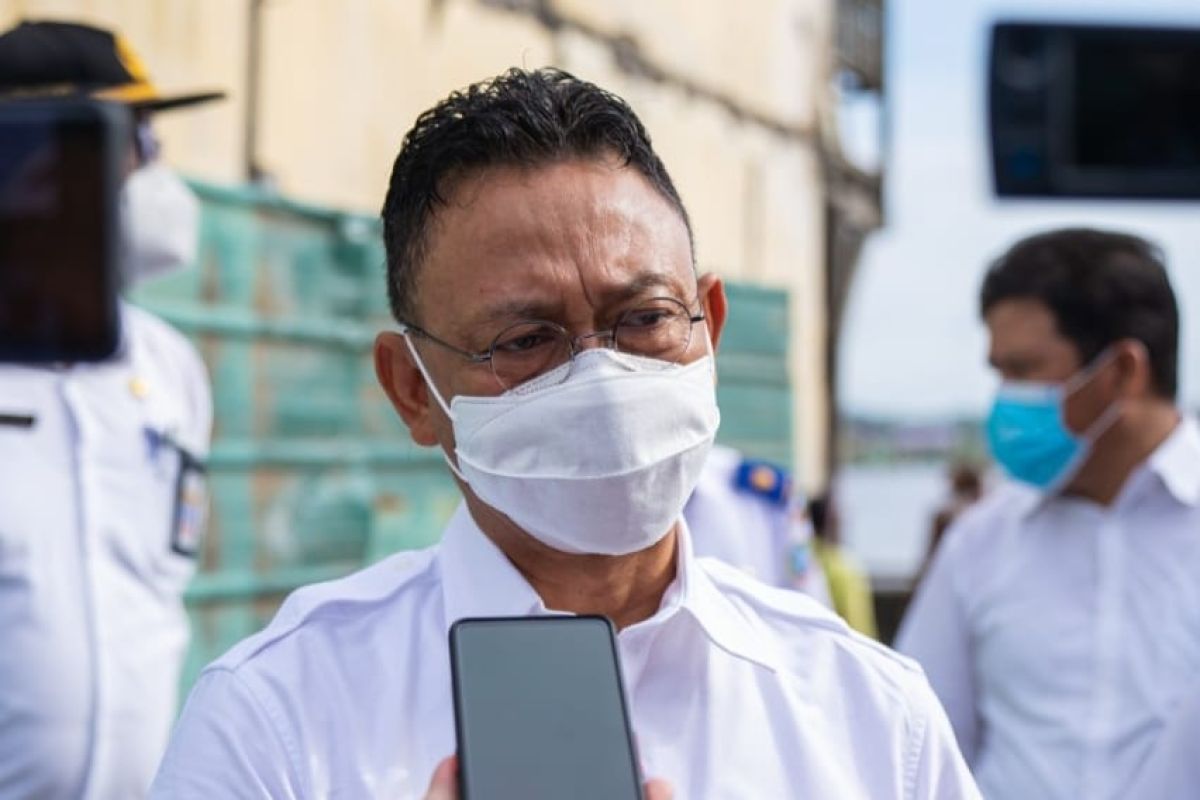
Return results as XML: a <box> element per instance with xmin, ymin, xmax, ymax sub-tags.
<box><xmin>897</xmin><ymin>418</ymin><xmax>1200</xmax><ymax>800</ymax></box>
<box><xmin>0</xmin><ymin>303</ymin><xmax>211</xmax><ymax>799</ymax></box>
<box><xmin>152</xmin><ymin>505</ymin><xmax>978</xmax><ymax>799</ymax></box>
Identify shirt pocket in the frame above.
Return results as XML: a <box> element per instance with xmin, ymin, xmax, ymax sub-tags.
<box><xmin>96</xmin><ymin>422</ymin><xmax>204</xmax><ymax>596</ymax></box>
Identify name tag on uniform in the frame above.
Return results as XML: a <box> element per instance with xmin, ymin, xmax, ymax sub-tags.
<box><xmin>0</xmin><ymin>412</ymin><xmax>35</xmax><ymax>428</ymax></box>
<box><xmin>170</xmin><ymin>446</ymin><xmax>208</xmax><ymax>558</ymax></box>
<box><xmin>147</xmin><ymin>427</ymin><xmax>208</xmax><ymax>558</ymax></box>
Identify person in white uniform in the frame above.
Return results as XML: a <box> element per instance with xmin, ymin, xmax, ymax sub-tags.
<box><xmin>685</xmin><ymin>444</ymin><xmax>830</xmax><ymax>602</ymax></box>
<box><xmin>151</xmin><ymin>67</ymin><xmax>978</xmax><ymax>800</ymax></box>
<box><xmin>0</xmin><ymin>21</ymin><xmax>217</xmax><ymax>799</ymax></box>
<box><xmin>897</xmin><ymin>228</ymin><xmax>1200</xmax><ymax>800</ymax></box>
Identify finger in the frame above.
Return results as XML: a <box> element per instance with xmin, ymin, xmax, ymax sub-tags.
<box><xmin>423</xmin><ymin>755</ymin><xmax>459</xmax><ymax>800</ymax></box>
<box><xmin>644</xmin><ymin>777</ymin><xmax>674</xmax><ymax>800</ymax></box>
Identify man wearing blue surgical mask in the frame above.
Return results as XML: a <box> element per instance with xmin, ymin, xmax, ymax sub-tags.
<box><xmin>898</xmin><ymin>228</ymin><xmax>1199</xmax><ymax>800</ymax></box>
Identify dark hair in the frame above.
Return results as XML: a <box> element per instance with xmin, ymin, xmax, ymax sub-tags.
<box><xmin>980</xmin><ymin>227</ymin><xmax>1179</xmax><ymax>399</ymax></box>
<box><xmin>949</xmin><ymin>463</ymin><xmax>982</xmax><ymax>498</ymax></box>
<box><xmin>381</xmin><ymin>67</ymin><xmax>693</xmax><ymax>323</ymax></box>
<box><xmin>807</xmin><ymin>494</ymin><xmax>830</xmax><ymax>541</ymax></box>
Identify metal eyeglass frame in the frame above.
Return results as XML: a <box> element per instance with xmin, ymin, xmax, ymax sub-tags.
<box><xmin>398</xmin><ymin>296</ymin><xmax>707</xmax><ymax>384</ymax></box>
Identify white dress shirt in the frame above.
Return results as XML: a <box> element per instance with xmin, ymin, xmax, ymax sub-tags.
<box><xmin>897</xmin><ymin>418</ymin><xmax>1200</xmax><ymax>800</ymax></box>
<box><xmin>0</xmin><ymin>303</ymin><xmax>212</xmax><ymax>799</ymax></box>
<box><xmin>1126</xmin><ymin>688</ymin><xmax>1200</xmax><ymax>798</ymax></box>
<box><xmin>152</xmin><ymin>505</ymin><xmax>978</xmax><ymax>799</ymax></box>
<box><xmin>686</xmin><ymin>445</ymin><xmax>830</xmax><ymax>602</ymax></box>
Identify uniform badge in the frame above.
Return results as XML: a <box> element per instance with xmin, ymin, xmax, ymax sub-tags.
<box><xmin>169</xmin><ymin>443</ymin><xmax>208</xmax><ymax>557</ymax></box>
<box><xmin>129</xmin><ymin>375</ymin><xmax>151</xmax><ymax>399</ymax></box>
<box><xmin>734</xmin><ymin>458</ymin><xmax>791</xmax><ymax>507</ymax></box>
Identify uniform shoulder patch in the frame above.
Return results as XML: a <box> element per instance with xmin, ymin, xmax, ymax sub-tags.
<box><xmin>733</xmin><ymin>458</ymin><xmax>791</xmax><ymax>507</ymax></box>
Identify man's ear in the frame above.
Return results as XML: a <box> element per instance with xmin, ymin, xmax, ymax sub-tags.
<box><xmin>697</xmin><ymin>272</ymin><xmax>728</xmax><ymax>351</ymax></box>
<box><xmin>374</xmin><ymin>332</ymin><xmax>440</xmax><ymax>447</ymax></box>
<box><xmin>1112</xmin><ymin>339</ymin><xmax>1153</xmax><ymax>400</ymax></box>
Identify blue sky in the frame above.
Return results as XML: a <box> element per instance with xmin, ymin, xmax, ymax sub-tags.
<box><xmin>839</xmin><ymin>0</ymin><xmax>1200</xmax><ymax>419</ymax></box>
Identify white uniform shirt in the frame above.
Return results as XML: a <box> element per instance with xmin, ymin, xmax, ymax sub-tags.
<box><xmin>152</xmin><ymin>505</ymin><xmax>978</xmax><ymax>799</ymax></box>
<box><xmin>897</xmin><ymin>418</ymin><xmax>1200</xmax><ymax>800</ymax></box>
<box><xmin>0</xmin><ymin>303</ymin><xmax>212</xmax><ymax>799</ymax></box>
<box><xmin>1126</xmin><ymin>688</ymin><xmax>1200</xmax><ymax>798</ymax></box>
<box><xmin>686</xmin><ymin>445</ymin><xmax>830</xmax><ymax>602</ymax></box>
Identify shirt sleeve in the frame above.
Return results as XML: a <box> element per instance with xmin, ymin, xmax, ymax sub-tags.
<box><xmin>186</xmin><ymin>348</ymin><xmax>213</xmax><ymax>457</ymax></box>
<box><xmin>171</xmin><ymin>322</ymin><xmax>213</xmax><ymax>457</ymax></box>
<box><xmin>895</xmin><ymin>528</ymin><xmax>981</xmax><ymax>763</ymax></box>
<box><xmin>905</xmin><ymin>681</ymin><xmax>983</xmax><ymax>800</ymax></box>
<box><xmin>150</xmin><ymin>668</ymin><xmax>304</xmax><ymax>799</ymax></box>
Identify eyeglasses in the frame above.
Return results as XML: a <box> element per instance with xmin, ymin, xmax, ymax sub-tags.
<box><xmin>401</xmin><ymin>296</ymin><xmax>706</xmax><ymax>390</ymax></box>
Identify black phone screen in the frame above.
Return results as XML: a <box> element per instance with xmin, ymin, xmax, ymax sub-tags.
<box><xmin>0</xmin><ymin>99</ymin><xmax>125</xmax><ymax>362</ymax></box>
<box><xmin>450</xmin><ymin>616</ymin><xmax>644</xmax><ymax>800</ymax></box>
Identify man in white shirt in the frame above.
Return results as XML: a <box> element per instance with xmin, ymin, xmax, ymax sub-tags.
<box><xmin>897</xmin><ymin>228</ymin><xmax>1199</xmax><ymax>800</ymax></box>
<box><xmin>152</xmin><ymin>67</ymin><xmax>978</xmax><ymax>799</ymax></box>
<box><xmin>0</xmin><ymin>21</ymin><xmax>218</xmax><ymax>799</ymax></box>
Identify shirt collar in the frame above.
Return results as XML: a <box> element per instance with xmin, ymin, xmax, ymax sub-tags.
<box><xmin>1024</xmin><ymin>415</ymin><xmax>1200</xmax><ymax>518</ymax></box>
<box><xmin>1145</xmin><ymin>416</ymin><xmax>1200</xmax><ymax>508</ymax></box>
<box><xmin>436</xmin><ymin>505</ymin><xmax>780</xmax><ymax>672</ymax></box>
<box><xmin>671</xmin><ymin>518</ymin><xmax>782</xmax><ymax>672</ymax></box>
<box><xmin>437</xmin><ymin>505</ymin><xmax>548</xmax><ymax>631</ymax></box>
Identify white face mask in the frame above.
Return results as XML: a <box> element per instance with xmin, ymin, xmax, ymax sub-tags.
<box><xmin>405</xmin><ymin>338</ymin><xmax>721</xmax><ymax>555</ymax></box>
<box><xmin>120</xmin><ymin>162</ymin><xmax>200</xmax><ymax>287</ymax></box>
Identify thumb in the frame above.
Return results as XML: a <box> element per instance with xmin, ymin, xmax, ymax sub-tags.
<box><xmin>644</xmin><ymin>777</ymin><xmax>674</xmax><ymax>800</ymax></box>
<box><xmin>423</xmin><ymin>756</ymin><xmax>459</xmax><ymax>800</ymax></box>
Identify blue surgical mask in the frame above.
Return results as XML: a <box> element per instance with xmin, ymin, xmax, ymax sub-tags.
<box><xmin>986</xmin><ymin>351</ymin><xmax>1120</xmax><ymax>490</ymax></box>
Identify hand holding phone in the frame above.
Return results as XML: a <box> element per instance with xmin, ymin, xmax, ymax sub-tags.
<box><xmin>449</xmin><ymin>616</ymin><xmax>660</xmax><ymax>800</ymax></box>
<box><xmin>421</xmin><ymin>756</ymin><xmax>675</xmax><ymax>800</ymax></box>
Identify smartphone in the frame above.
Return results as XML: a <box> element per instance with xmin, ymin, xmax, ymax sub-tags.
<box><xmin>449</xmin><ymin>616</ymin><xmax>645</xmax><ymax>800</ymax></box>
<box><xmin>0</xmin><ymin>98</ymin><xmax>127</xmax><ymax>362</ymax></box>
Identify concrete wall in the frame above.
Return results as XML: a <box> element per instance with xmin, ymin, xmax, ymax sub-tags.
<box><xmin>1</xmin><ymin>0</ymin><xmax>835</xmax><ymax>486</ymax></box>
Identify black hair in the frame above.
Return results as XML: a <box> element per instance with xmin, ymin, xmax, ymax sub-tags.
<box><xmin>381</xmin><ymin>67</ymin><xmax>693</xmax><ymax>323</ymax></box>
<box><xmin>980</xmin><ymin>227</ymin><xmax>1179</xmax><ymax>399</ymax></box>
<box><xmin>807</xmin><ymin>494</ymin><xmax>829</xmax><ymax>541</ymax></box>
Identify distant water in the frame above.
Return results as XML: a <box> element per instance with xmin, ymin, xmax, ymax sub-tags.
<box><xmin>836</xmin><ymin>462</ymin><xmax>951</xmax><ymax>580</ymax></box>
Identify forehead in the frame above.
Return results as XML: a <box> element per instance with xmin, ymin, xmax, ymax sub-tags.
<box><xmin>985</xmin><ymin>297</ymin><xmax>1079</xmax><ymax>362</ymax></box>
<box><xmin>413</xmin><ymin>158</ymin><xmax>693</xmax><ymax>328</ymax></box>
<box><xmin>986</xmin><ymin>298</ymin><xmax>1057</xmax><ymax>341</ymax></box>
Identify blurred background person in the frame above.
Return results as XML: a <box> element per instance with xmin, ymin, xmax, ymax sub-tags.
<box><xmin>897</xmin><ymin>228</ymin><xmax>1199</xmax><ymax>800</ymax></box>
<box><xmin>685</xmin><ymin>445</ymin><xmax>830</xmax><ymax>603</ymax></box>
<box><xmin>806</xmin><ymin>489</ymin><xmax>877</xmax><ymax>638</ymax></box>
<box><xmin>837</xmin><ymin>0</ymin><xmax>1200</xmax><ymax>656</ymax></box>
<box><xmin>0</xmin><ymin>20</ymin><xmax>218</xmax><ymax>798</ymax></box>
